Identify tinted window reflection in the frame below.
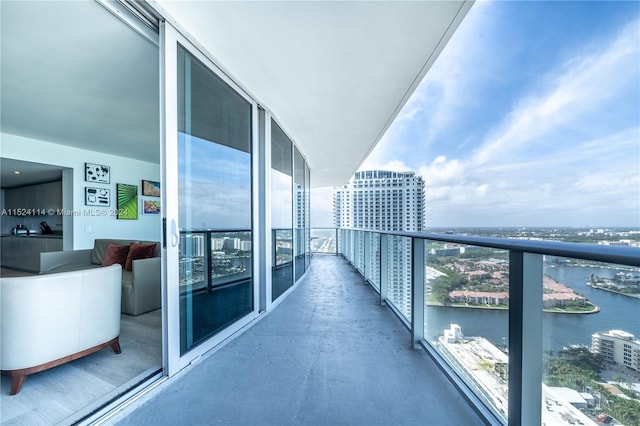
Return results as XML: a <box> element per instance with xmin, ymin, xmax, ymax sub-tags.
<box><xmin>271</xmin><ymin>120</ymin><xmax>293</xmax><ymax>301</ymax></box>
<box><xmin>178</xmin><ymin>45</ymin><xmax>253</xmax><ymax>354</ymax></box>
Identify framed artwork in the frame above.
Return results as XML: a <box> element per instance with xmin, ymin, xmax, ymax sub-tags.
<box><xmin>85</xmin><ymin>163</ymin><xmax>110</xmax><ymax>183</ymax></box>
<box><xmin>116</xmin><ymin>183</ymin><xmax>138</xmax><ymax>219</ymax></box>
<box><xmin>142</xmin><ymin>180</ymin><xmax>161</xmax><ymax>197</ymax></box>
<box><xmin>143</xmin><ymin>199</ymin><xmax>161</xmax><ymax>215</ymax></box>
<box><xmin>85</xmin><ymin>187</ymin><xmax>110</xmax><ymax>206</ymax></box>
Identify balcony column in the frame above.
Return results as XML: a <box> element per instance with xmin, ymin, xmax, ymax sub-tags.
<box><xmin>380</xmin><ymin>233</ymin><xmax>389</xmax><ymax>305</ymax></box>
<box><xmin>411</xmin><ymin>237</ymin><xmax>425</xmax><ymax>348</ymax></box>
<box><xmin>508</xmin><ymin>251</ymin><xmax>543</xmax><ymax>426</ymax></box>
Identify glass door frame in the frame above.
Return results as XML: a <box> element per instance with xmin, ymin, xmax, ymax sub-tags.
<box><xmin>161</xmin><ymin>20</ymin><xmax>261</xmax><ymax>376</ymax></box>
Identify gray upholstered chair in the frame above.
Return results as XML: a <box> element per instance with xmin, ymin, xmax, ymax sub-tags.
<box><xmin>40</xmin><ymin>239</ymin><xmax>161</xmax><ymax>315</ymax></box>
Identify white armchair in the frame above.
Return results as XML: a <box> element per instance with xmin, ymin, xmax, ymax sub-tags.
<box><xmin>1</xmin><ymin>264</ymin><xmax>122</xmax><ymax>395</ymax></box>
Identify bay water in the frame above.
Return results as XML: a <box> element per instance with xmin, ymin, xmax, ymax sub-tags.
<box><xmin>425</xmin><ymin>264</ymin><xmax>640</xmax><ymax>351</ymax></box>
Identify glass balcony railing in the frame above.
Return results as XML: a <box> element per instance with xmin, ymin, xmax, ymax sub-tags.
<box><xmin>425</xmin><ymin>241</ymin><xmax>509</xmax><ymax>422</ymax></box>
<box><xmin>321</xmin><ymin>227</ymin><xmax>640</xmax><ymax>426</ymax></box>
<box><xmin>179</xmin><ymin>230</ymin><xmax>252</xmax><ymax>289</ymax></box>
<box><xmin>386</xmin><ymin>235</ymin><xmax>412</xmax><ymax>321</ymax></box>
<box><xmin>365</xmin><ymin>232</ymin><xmax>381</xmax><ymax>291</ymax></box>
<box><xmin>179</xmin><ymin>230</ymin><xmax>253</xmax><ymax>353</ymax></box>
<box><xmin>310</xmin><ymin>228</ymin><xmax>338</xmax><ymax>254</ymax></box>
<box><xmin>272</xmin><ymin>228</ymin><xmax>293</xmax><ymax>301</ymax></box>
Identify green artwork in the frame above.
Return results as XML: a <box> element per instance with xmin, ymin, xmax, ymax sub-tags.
<box><xmin>117</xmin><ymin>183</ymin><xmax>138</xmax><ymax>219</ymax></box>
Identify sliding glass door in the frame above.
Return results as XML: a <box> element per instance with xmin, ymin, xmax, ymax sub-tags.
<box><xmin>270</xmin><ymin>121</ymin><xmax>293</xmax><ymax>301</ymax></box>
<box><xmin>162</xmin><ymin>22</ymin><xmax>258</xmax><ymax>374</ymax></box>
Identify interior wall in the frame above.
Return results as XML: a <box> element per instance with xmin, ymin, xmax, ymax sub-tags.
<box><xmin>1</xmin><ymin>132</ymin><xmax>161</xmax><ymax>249</ymax></box>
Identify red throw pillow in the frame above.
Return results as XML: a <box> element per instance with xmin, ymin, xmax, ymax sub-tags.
<box><xmin>125</xmin><ymin>243</ymin><xmax>157</xmax><ymax>271</ymax></box>
<box><xmin>101</xmin><ymin>243</ymin><xmax>130</xmax><ymax>268</ymax></box>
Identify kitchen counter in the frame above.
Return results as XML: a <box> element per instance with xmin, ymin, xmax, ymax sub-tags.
<box><xmin>1</xmin><ymin>235</ymin><xmax>63</xmax><ymax>272</ymax></box>
<box><xmin>1</xmin><ymin>234</ymin><xmax>63</xmax><ymax>239</ymax></box>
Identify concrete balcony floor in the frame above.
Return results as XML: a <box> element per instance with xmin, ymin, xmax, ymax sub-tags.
<box><xmin>116</xmin><ymin>255</ymin><xmax>485</xmax><ymax>425</ymax></box>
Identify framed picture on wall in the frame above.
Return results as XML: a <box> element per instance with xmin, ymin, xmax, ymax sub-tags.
<box><xmin>143</xmin><ymin>199</ymin><xmax>161</xmax><ymax>215</ymax></box>
<box><xmin>116</xmin><ymin>183</ymin><xmax>138</xmax><ymax>219</ymax></box>
<box><xmin>85</xmin><ymin>163</ymin><xmax>110</xmax><ymax>184</ymax></box>
<box><xmin>142</xmin><ymin>180</ymin><xmax>160</xmax><ymax>197</ymax></box>
<box><xmin>85</xmin><ymin>187</ymin><xmax>110</xmax><ymax>206</ymax></box>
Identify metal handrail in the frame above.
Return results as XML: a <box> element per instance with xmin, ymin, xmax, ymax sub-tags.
<box><xmin>338</xmin><ymin>228</ymin><xmax>640</xmax><ymax>267</ymax></box>
<box><xmin>335</xmin><ymin>227</ymin><xmax>639</xmax><ymax>425</ymax></box>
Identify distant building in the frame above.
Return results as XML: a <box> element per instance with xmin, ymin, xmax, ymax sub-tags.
<box><xmin>548</xmin><ymin>387</ymin><xmax>589</xmax><ymax>410</ymax></box>
<box><xmin>222</xmin><ymin>238</ymin><xmax>240</xmax><ymax>251</ymax></box>
<box><xmin>431</xmin><ymin>247</ymin><xmax>461</xmax><ymax>257</ymax></box>
<box><xmin>443</xmin><ymin>323</ymin><xmax>464</xmax><ymax>343</ymax></box>
<box><xmin>543</xmin><ymin>293</ymin><xmax>586</xmax><ymax>308</ymax></box>
<box><xmin>333</xmin><ymin>170</ymin><xmax>425</xmax><ymax>316</ymax></box>
<box><xmin>591</xmin><ymin>330</ymin><xmax>640</xmax><ymax>372</ymax></box>
<box><xmin>440</xmin><ymin>325</ymin><xmax>595</xmax><ymax>425</ymax></box>
<box><xmin>450</xmin><ymin>290</ymin><xmax>509</xmax><ymax>306</ymax></box>
<box><xmin>180</xmin><ymin>234</ymin><xmax>204</xmax><ymax>257</ymax></box>
<box><xmin>333</xmin><ymin>170</ymin><xmax>424</xmax><ymax>231</ymax></box>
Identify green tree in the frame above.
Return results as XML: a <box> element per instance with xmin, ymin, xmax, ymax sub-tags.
<box><xmin>613</xmin><ymin>375</ymin><xmax>624</xmax><ymax>388</ymax></box>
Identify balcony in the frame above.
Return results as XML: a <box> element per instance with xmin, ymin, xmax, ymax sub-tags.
<box><xmin>114</xmin><ymin>228</ymin><xmax>639</xmax><ymax>426</ymax></box>
<box><xmin>114</xmin><ymin>254</ymin><xmax>485</xmax><ymax>425</ymax></box>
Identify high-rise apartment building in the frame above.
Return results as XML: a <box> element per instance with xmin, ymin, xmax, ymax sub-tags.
<box><xmin>333</xmin><ymin>170</ymin><xmax>425</xmax><ymax>316</ymax></box>
<box><xmin>592</xmin><ymin>330</ymin><xmax>640</xmax><ymax>372</ymax></box>
<box><xmin>333</xmin><ymin>170</ymin><xmax>425</xmax><ymax>231</ymax></box>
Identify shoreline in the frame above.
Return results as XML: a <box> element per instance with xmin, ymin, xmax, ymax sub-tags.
<box><xmin>427</xmin><ymin>302</ymin><xmax>600</xmax><ymax>314</ymax></box>
<box><xmin>587</xmin><ymin>284</ymin><xmax>640</xmax><ymax>300</ymax></box>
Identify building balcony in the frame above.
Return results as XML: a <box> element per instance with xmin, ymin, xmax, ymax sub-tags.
<box><xmin>112</xmin><ymin>228</ymin><xmax>640</xmax><ymax>426</ymax></box>
<box><xmin>114</xmin><ymin>254</ymin><xmax>485</xmax><ymax>425</ymax></box>
<box><xmin>307</xmin><ymin>228</ymin><xmax>640</xmax><ymax>425</ymax></box>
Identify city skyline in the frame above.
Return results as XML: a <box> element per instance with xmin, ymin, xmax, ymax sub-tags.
<box><xmin>312</xmin><ymin>1</ymin><xmax>640</xmax><ymax>229</ymax></box>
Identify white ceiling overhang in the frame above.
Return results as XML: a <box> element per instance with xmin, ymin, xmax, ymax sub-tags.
<box><xmin>1</xmin><ymin>1</ymin><xmax>472</xmax><ymax>188</ymax></box>
<box><xmin>0</xmin><ymin>1</ymin><xmax>160</xmax><ymax>165</ymax></box>
<box><xmin>154</xmin><ymin>1</ymin><xmax>473</xmax><ymax>187</ymax></box>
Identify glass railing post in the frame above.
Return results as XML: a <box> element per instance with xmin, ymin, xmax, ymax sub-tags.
<box><xmin>335</xmin><ymin>228</ymin><xmax>339</xmax><ymax>255</ymax></box>
<box><xmin>411</xmin><ymin>237</ymin><xmax>425</xmax><ymax>348</ymax></box>
<box><xmin>508</xmin><ymin>251</ymin><xmax>543</xmax><ymax>426</ymax></box>
<box><xmin>380</xmin><ymin>233</ymin><xmax>389</xmax><ymax>305</ymax></box>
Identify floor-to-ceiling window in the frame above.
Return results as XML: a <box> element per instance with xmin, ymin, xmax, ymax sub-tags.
<box><xmin>293</xmin><ymin>147</ymin><xmax>305</xmax><ymax>281</ymax></box>
<box><xmin>271</xmin><ymin>120</ymin><xmax>293</xmax><ymax>301</ymax></box>
<box><xmin>177</xmin><ymin>45</ymin><xmax>253</xmax><ymax>354</ymax></box>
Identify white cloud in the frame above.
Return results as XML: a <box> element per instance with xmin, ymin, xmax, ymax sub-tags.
<box><xmin>473</xmin><ymin>18</ymin><xmax>640</xmax><ymax>166</ymax></box>
<box><xmin>343</xmin><ymin>11</ymin><xmax>640</xmax><ymax>228</ymax></box>
<box><xmin>420</xmin><ymin>17</ymin><xmax>640</xmax><ymax>227</ymax></box>
<box><xmin>418</xmin><ymin>156</ymin><xmax>466</xmax><ymax>186</ymax></box>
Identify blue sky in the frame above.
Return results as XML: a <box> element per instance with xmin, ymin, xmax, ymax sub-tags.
<box><xmin>312</xmin><ymin>0</ymin><xmax>640</xmax><ymax>228</ymax></box>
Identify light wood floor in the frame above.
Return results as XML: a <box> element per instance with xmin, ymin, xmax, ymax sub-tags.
<box><xmin>0</xmin><ymin>309</ymin><xmax>162</xmax><ymax>425</ymax></box>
